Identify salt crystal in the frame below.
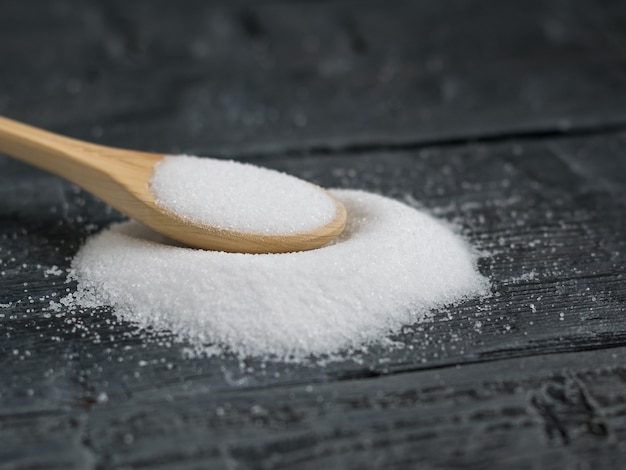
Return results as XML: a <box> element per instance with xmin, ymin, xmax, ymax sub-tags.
<box><xmin>150</xmin><ymin>155</ymin><xmax>338</xmax><ymax>235</ymax></box>
<box><xmin>96</xmin><ymin>392</ymin><xmax>108</xmax><ymax>403</ymax></box>
<box><xmin>66</xmin><ymin>190</ymin><xmax>489</xmax><ymax>361</ymax></box>
<box><xmin>44</xmin><ymin>265</ymin><xmax>64</xmax><ymax>277</ymax></box>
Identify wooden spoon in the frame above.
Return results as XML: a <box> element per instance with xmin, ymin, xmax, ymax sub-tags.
<box><xmin>0</xmin><ymin>116</ymin><xmax>346</xmax><ymax>253</ymax></box>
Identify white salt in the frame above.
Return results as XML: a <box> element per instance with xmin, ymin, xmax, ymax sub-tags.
<box><xmin>150</xmin><ymin>156</ymin><xmax>338</xmax><ymax>234</ymax></box>
<box><xmin>67</xmin><ymin>190</ymin><xmax>489</xmax><ymax>361</ymax></box>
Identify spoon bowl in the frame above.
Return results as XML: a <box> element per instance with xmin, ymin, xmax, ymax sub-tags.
<box><xmin>0</xmin><ymin>116</ymin><xmax>346</xmax><ymax>253</ymax></box>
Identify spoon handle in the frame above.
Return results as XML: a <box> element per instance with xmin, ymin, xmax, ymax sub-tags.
<box><xmin>0</xmin><ymin>115</ymin><xmax>110</xmax><ymax>181</ymax></box>
<box><xmin>0</xmin><ymin>116</ymin><xmax>163</xmax><ymax>190</ymax></box>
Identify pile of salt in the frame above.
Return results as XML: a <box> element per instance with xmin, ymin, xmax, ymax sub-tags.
<box><xmin>66</xmin><ymin>169</ymin><xmax>489</xmax><ymax>360</ymax></box>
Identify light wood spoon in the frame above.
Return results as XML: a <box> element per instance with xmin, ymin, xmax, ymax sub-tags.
<box><xmin>0</xmin><ymin>116</ymin><xmax>346</xmax><ymax>253</ymax></box>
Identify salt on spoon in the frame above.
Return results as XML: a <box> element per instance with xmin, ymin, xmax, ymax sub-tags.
<box><xmin>0</xmin><ymin>116</ymin><xmax>346</xmax><ymax>253</ymax></box>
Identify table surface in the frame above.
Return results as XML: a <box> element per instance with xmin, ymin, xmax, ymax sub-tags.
<box><xmin>2</xmin><ymin>0</ymin><xmax>626</xmax><ymax>468</ymax></box>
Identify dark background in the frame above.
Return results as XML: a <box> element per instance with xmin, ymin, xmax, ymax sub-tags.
<box><xmin>1</xmin><ymin>0</ymin><xmax>626</xmax><ymax>468</ymax></box>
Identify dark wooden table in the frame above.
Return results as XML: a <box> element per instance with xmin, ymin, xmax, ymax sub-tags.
<box><xmin>2</xmin><ymin>1</ymin><xmax>626</xmax><ymax>468</ymax></box>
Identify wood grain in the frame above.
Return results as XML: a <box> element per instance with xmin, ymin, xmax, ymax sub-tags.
<box><xmin>2</xmin><ymin>0</ymin><xmax>626</xmax><ymax>155</ymax></box>
<box><xmin>2</xmin><ymin>132</ymin><xmax>626</xmax><ymax>468</ymax></box>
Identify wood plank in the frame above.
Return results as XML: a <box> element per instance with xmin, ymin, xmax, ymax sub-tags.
<box><xmin>2</xmin><ymin>131</ymin><xmax>626</xmax><ymax>467</ymax></box>
<box><xmin>1</xmin><ymin>0</ymin><xmax>626</xmax><ymax>153</ymax></box>
<box><xmin>6</xmin><ymin>346</ymin><xmax>626</xmax><ymax>468</ymax></box>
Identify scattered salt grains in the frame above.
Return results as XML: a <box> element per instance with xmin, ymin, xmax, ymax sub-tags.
<box><xmin>44</xmin><ymin>265</ymin><xmax>64</xmax><ymax>277</ymax></box>
<box><xmin>63</xmin><ymin>190</ymin><xmax>489</xmax><ymax>361</ymax></box>
<box><xmin>96</xmin><ymin>392</ymin><xmax>108</xmax><ymax>403</ymax></box>
<box><xmin>150</xmin><ymin>155</ymin><xmax>338</xmax><ymax>234</ymax></box>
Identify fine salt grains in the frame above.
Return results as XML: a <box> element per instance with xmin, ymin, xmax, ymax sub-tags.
<box><xmin>150</xmin><ymin>156</ymin><xmax>338</xmax><ymax>234</ymax></box>
<box><xmin>67</xmin><ymin>189</ymin><xmax>490</xmax><ymax>361</ymax></box>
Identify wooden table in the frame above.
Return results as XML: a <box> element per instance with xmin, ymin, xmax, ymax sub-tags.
<box><xmin>1</xmin><ymin>1</ymin><xmax>626</xmax><ymax>468</ymax></box>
